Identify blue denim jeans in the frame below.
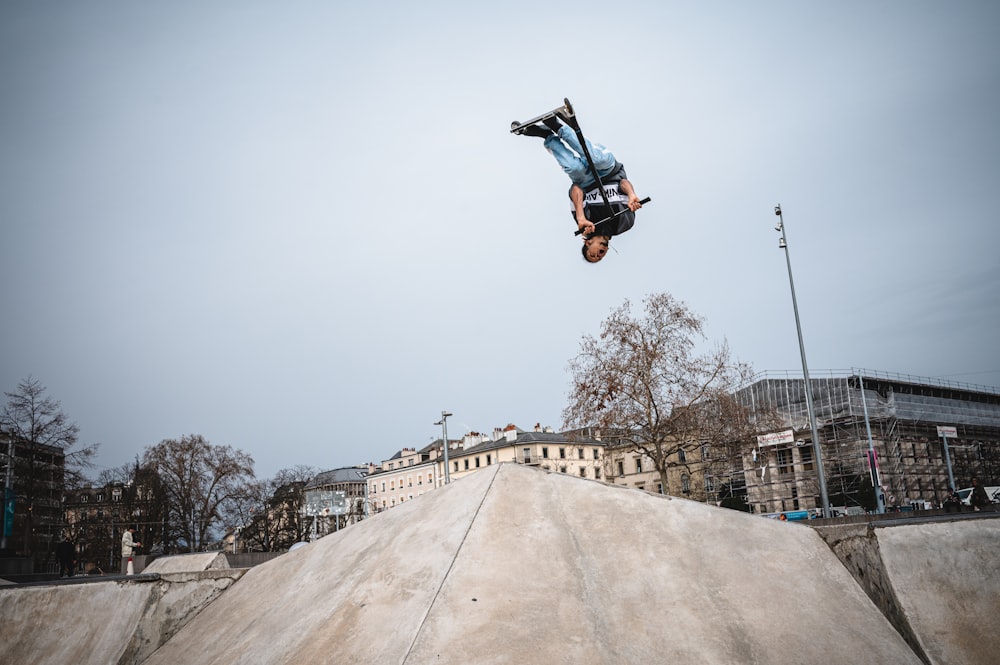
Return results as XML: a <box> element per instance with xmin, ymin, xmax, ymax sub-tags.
<box><xmin>543</xmin><ymin>126</ymin><xmax>618</xmax><ymax>187</ymax></box>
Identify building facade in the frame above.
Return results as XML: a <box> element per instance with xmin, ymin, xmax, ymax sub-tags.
<box><xmin>368</xmin><ymin>446</ymin><xmax>442</xmax><ymax>513</ymax></box>
<box><xmin>1</xmin><ymin>431</ymin><xmax>66</xmax><ymax>561</ymax></box>
<box><xmin>449</xmin><ymin>425</ymin><xmax>605</xmax><ymax>482</ymax></box>
<box><xmin>62</xmin><ymin>468</ymin><xmax>167</xmax><ymax>573</ymax></box>
<box><xmin>367</xmin><ymin>425</ymin><xmax>607</xmax><ymax>516</ymax></box>
<box><xmin>302</xmin><ymin>466</ymin><xmax>371</xmax><ymax>537</ymax></box>
<box><xmin>734</xmin><ymin>370</ymin><xmax>1000</xmax><ymax>514</ymax></box>
<box><xmin>602</xmin><ymin>441</ymin><xmax>724</xmax><ymax>501</ymax></box>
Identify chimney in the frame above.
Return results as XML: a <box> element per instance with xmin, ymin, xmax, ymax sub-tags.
<box><xmin>492</xmin><ymin>427</ymin><xmax>503</xmax><ymax>441</ymax></box>
<box><xmin>534</xmin><ymin>423</ymin><xmax>542</xmax><ymax>432</ymax></box>
<box><xmin>504</xmin><ymin>424</ymin><xmax>517</xmax><ymax>443</ymax></box>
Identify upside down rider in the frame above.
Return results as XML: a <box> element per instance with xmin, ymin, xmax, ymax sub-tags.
<box><xmin>518</xmin><ymin>109</ymin><xmax>643</xmax><ymax>263</ymax></box>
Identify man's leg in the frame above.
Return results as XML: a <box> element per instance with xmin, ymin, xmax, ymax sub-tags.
<box><xmin>543</xmin><ymin>133</ymin><xmax>591</xmax><ymax>185</ymax></box>
<box><xmin>554</xmin><ymin>125</ymin><xmax>618</xmax><ymax>175</ymax></box>
<box><xmin>521</xmin><ymin>116</ymin><xmax>616</xmax><ymax>186</ymax></box>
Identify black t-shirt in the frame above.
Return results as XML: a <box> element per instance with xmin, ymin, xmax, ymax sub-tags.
<box><xmin>568</xmin><ymin>164</ymin><xmax>634</xmax><ymax>237</ymax></box>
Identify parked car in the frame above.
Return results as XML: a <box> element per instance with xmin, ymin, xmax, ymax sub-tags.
<box><xmin>956</xmin><ymin>486</ymin><xmax>1000</xmax><ymax>507</ymax></box>
<box><xmin>762</xmin><ymin>510</ymin><xmax>812</xmax><ymax>521</ymax></box>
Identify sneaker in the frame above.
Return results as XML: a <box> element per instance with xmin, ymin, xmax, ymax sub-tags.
<box><xmin>521</xmin><ymin>124</ymin><xmax>552</xmax><ymax>138</ymax></box>
<box><xmin>542</xmin><ymin>115</ymin><xmax>562</xmax><ymax>132</ymax></box>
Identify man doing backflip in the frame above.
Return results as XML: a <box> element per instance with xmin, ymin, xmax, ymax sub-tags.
<box><xmin>519</xmin><ymin>109</ymin><xmax>643</xmax><ymax>263</ymax></box>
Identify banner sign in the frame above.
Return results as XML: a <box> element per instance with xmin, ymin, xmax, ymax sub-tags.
<box><xmin>304</xmin><ymin>490</ymin><xmax>347</xmax><ymax>516</ymax></box>
<box><xmin>3</xmin><ymin>488</ymin><xmax>14</xmax><ymax>538</ymax></box>
<box><xmin>936</xmin><ymin>426</ymin><xmax>957</xmax><ymax>438</ymax></box>
<box><xmin>756</xmin><ymin>429</ymin><xmax>795</xmax><ymax>447</ymax></box>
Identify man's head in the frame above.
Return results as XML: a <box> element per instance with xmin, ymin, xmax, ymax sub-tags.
<box><xmin>582</xmin><ymin>235</ymin><xmax>610</xmax><ymax>263</ymax></box>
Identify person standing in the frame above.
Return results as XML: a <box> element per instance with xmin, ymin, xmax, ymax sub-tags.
<box><xmin>121</xmin><ymin>526</ymin><xmax>141</xmax><ymax>575</ymax></box>
<box><xmin>55</xmin><ymin>534</ymin><xmax>76</xmax><ymax>577</ymax></box>
<box><xmin>970</xmin><ymin>477</ymin><xmax>991</xmax><ymax>511</ymax></box>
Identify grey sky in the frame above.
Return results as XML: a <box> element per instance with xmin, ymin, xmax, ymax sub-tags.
<box><xmin>2</xmin><ymin>1</ymin><xmax>998</xmax><ymax>480</ymax></box>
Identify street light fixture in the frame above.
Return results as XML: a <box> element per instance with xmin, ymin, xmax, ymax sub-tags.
<box><xmin>434</xmin><ymin>411</ymin><xmax>453</xmax><ymax>485</ymax></box>
<box><xmin>774</xmin><ymin>205</ymin><xmax>831</xmax><ymax>518</ymax></box>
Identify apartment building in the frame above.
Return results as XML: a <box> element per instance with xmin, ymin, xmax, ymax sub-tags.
<box><xmin>0</xmin><ymin>432</ymin><xmax>65</xmax><ymax>559</ymax></box>
<box><xmin>443</xmin><ymin>424</ymin><xmax>604</xmax><ymax>482</ymax></box>
<box><xmin>367</xmin><ymin>425</ymin><xmax>607</xmax><ymax>516</ymax></box>
<box><xmin>368</xmin><ymin>446</ymin><xmax>442</xmax><ymax>513</ymax></box>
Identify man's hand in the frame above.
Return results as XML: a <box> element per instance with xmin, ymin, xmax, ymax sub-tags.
<box><xmin>570</xmin><ymin>185</ymin><xmax>593</xmax><ymax>235</ymax></box>
<box><xmin>620</xmin><ymin>178</ymin><xmax>643</xmax><ymax>212</ymax></box>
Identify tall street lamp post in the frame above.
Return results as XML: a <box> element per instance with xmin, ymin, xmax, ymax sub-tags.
<box><xmin>434</xmin><ymin>411</ymin><xmax>453</xmax><ymax>485</ymax></box>
<box><xmin>774</xmin><ymin>205</ymin><xmax>831</xmax><ymax>518</ymax></box>
<box><xmin>857</xmin><ymin>373</ymin><xmax>886</xmax><ymax>513</ymax></box>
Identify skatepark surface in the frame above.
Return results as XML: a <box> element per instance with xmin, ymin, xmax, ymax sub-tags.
<box><xmin>2</xmin><ymin>462</ymin><xmax>997</xmax><ymax>664</ymax></box>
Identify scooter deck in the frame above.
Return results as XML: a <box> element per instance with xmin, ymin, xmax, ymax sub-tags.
<box><xmin>510</xmin><ymin>102</ymin><xmax>572</xmax><ymax>134</ymax></box>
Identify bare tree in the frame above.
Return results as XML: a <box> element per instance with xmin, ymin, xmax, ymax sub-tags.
<box><xmin>2</xmin><ymin>377</ymin><xmax>98</xmax><ymax>555</ymax></box>
<box><xmin>271</xmin><ymin>465</ymin><xmax>317</xmax><ymax>488</ymax></box>
<box><xmin>2</xmin><ymin>377</ymin><xmax>98</xmax><ymax>486</ymax></box>
<box><xmin>226</xmin><ymin>479</ymin><xmax>272</xmax><ymax>552</ymax></box>
<box><xmin>225</xmin><ymin>465</ymin><xmax>316</xmax><ymax>551</ymax></box>
<box><xmin>697</xmin><ymin>390</ymin><xmax>783</xmax><ymax>506</ymax></box>
<box><xmin>96</xmin><ymin>460</ymin><xmax>138</xmax><ymax>486</ymax></box>
<box><xmin>267</xmin><ymin>466</ymin><xmax>315</xmax><ymax>548</ymax></box>
<box><xmin>563</xmin><ymin>293</ymin><xmax>755</xmax><ymax>496</ymax></box>
<box><xmin>142</xmin><ymin>434</ymin><xmax>254</xmax><ymax>552</ymax></box>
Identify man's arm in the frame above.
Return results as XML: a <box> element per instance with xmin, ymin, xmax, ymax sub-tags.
<box><xmin>570</xmin><ymin>184</ymin><xmax>595</xmax><ymax>235</ymax></box>
<box><xmin>620</xmin><ymin>178</ymin><xmax>643</xmax><ymax>211</ymax></box>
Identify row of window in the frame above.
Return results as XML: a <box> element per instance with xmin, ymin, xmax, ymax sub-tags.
<box><xmin>775</xmin><ymin>447</ymin><xmax>814</xmax><ymax>475</ymax></box>
<box><xmin>540</xmin><ymin>464</ymin><xmax>601</xmax><ymax>479</ymax></box>
<box><xmin>613</xmin><ymin>446</ymin><xmax>714</xmax><ymax>477</ymax></box>
<box><xmin>371</xmin><ymin>472</ymin><xmax>435</xmax><ymax>494</ymax></box>
<box><xmin>455</xmin><ymin>453</ymin><xmax>493</xmax><ymax>472</ymax></box>
<box><xmin>384</xmin><ymin>458</ymin><xmax>418</xmax><ymax>470</ymax></box>
<box><xmin>71</xmin><ymin>487</ymin><xmax>159</xmax><ymax>503</ymax></box>
<box><xmin>371</xmin><ymin>445</ymin><xmax>716</xmax><ymax>498</ymax></box>
<box><xmin>631</xmin><ymin>475</ymin><xmax>714</xmax><ymax>494</ymax></box>
<box><xmin>376</xmin><ymin>492</ymin><xmax>425</xmax><ymax>510</ymax></box>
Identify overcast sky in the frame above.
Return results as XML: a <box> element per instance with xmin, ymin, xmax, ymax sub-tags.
<box><xmin>2</xmin><ymin>1</ymin><xmax>998</xmax><ymax>481</ymax></box>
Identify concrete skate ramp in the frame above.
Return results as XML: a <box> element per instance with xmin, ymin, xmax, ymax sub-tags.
<box><xmin>145</xmin><ymin>463</ymin><xmax>921</xmax><ymax>665</ymax></box>
<box><xmin>878</xmin><ymin>519</ymin><xmax>1000</xmax><ymax>665</ymax></box>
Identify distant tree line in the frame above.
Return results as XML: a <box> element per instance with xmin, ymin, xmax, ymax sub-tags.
<box><xmin>2</xmin><ymin>377</ymin><xmax>314</xmax><ymax>565</ymax></box>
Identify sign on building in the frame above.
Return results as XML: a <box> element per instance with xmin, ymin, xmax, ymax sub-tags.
<box><xmin>936</xmin><ymin>426</ymin><xmax>958</xmax><ymax>438</ymax></box>
<box><xmin>304</xmin><ymin>490</ymin><xmax>348</xmax><ymax>516</ymax></box>
<box><xmin>756</xmin><ymin>429</ymin><xmax>795</xmax><ymax>447</ymax></box>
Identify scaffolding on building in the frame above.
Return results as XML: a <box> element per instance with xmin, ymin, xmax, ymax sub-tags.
<box><xmin>732</xmin><ymin>369</ymin><xmax>1000</xmax><ymax>514</ymax></box>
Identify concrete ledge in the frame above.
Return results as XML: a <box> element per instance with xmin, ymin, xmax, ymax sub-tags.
<box><xmin>141</xmin><ymin>552</ymin><xmax>230</xmax><ymax>574</ymax></box>
<box><xmin>0</xmin><ymin>568</ymin><xmax>246</xmax><ymax>665</ymax></box>
<box><xmin>815</xmin><ymin>515</ymin><xmax>1000</xmax><ymax>665</ymax></box>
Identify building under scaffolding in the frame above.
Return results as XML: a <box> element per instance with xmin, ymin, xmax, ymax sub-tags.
<box><xmin>733</xmin><ymin>369</ymin><xmax>1000</xmax><ymax>514</ymax></box>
